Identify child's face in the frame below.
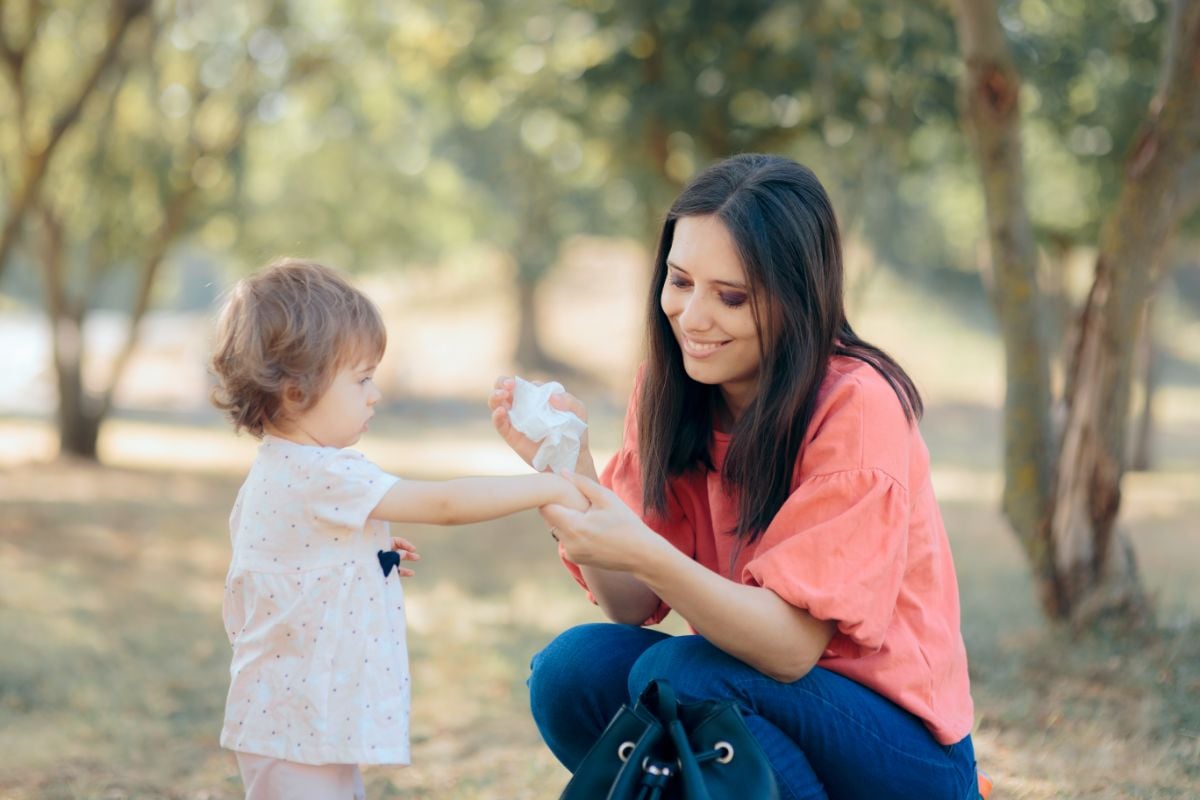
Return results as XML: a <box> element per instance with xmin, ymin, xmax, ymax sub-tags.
<box><xmin>291</xmin><ymin>359</ymin><xmax>381</xmax><ymax>448</ymax></box>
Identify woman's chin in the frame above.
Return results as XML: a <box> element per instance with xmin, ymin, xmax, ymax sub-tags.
<box><xmin>682</xmin><ymin>361</ymin><xmax>724</xmax><ymax>386</ymax></box>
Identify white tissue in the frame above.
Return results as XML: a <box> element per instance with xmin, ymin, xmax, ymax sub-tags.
<box><xmin>508</xmin><ymin>377</ymin><xmax>588</xmax><ymax>473</ymax></box>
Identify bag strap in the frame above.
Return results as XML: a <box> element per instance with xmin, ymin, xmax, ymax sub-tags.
<box><xmin>639</xmin><ymin>679</ymin><xmax>678</xmax><ymax>722</ymax></box>
<box><xmin>633</xmin><ymin>680</ymin><xmax>714</xmax><ymax>800</ymax></box>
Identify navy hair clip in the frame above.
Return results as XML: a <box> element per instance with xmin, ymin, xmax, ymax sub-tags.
<box><xmin>378</xmin><ymin>549</ymin><xmax>401</xmax><ymax>578</ymax></box>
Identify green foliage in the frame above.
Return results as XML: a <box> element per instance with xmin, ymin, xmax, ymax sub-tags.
<box><xmin>1000</xmin><ymin>0</ymin><xmax>1168</xmax><ymax>241</ymax></box>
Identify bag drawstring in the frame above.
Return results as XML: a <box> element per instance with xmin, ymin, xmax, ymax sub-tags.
<box><xmin>634</xmin><ymin>758</ymin><xmax>674</xmax><ymax>800</ymax></box>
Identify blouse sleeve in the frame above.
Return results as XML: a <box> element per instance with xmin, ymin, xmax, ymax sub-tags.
<box><xmin>560</xmin><ymin>375</ymin><xmax>695</xmax><ymax>625</ymax></box>
<box><xmin>743</xmin><ymin>467</ymin><xmax>910</xmax><ymax>657</ymax></box>
<box><xmin>308</xmin><ymin>449</ymin><xmax>400</xmax><ymax>532</ymax></box>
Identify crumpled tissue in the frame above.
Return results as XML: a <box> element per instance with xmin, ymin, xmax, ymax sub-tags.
<box><xmin>508</xmin><ymin>377</ymin><xmax>588</xmax><ymax>473</ymax></box>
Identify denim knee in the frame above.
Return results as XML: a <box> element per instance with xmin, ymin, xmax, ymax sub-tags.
<box><xmin>529</xmin><ymin>623</ymin><xmax>611</xmax><ymax>705</ymax></box>
<box><xmin>627</xmin><ymin>634</ymin><xmax>740</xmax><ymax>701</ymax></box>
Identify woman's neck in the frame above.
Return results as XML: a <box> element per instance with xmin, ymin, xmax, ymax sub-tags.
<box><xmin>716</xmin><ymin>383</ymin><xmax>754</xmax><ymax>430</ymax></box>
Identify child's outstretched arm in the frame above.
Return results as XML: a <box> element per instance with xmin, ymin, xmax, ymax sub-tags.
<box><xmin>369</xmin><ymin>472</ymin><xmax>588</xmax><ymax>525</ymax></box>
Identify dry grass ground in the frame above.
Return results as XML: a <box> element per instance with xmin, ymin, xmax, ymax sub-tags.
<box><xmin>0</xmin><ymin>416</ymin><xmax>1197</xmax><ymax>800</ymax></box>
<box><xmin>1</xmin><ymin>259</ymin><xmax>1198</xmax><ymax>798</ymax></box>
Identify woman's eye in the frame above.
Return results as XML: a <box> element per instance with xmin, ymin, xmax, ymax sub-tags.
<box><xmin>668</xmin><ymin>276</ymin><xmax>691</xmax><ymax>289</ymax></box>
<box><xmin>720</xmin><ymin>293</ymin><xmax>748</xmax><ymax>308</ymax></box>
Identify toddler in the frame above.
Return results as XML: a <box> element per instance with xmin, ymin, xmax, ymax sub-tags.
<box><xmin>209</xmin><ymin>258</ymin><xmax>585</xmax><ymax>799</ymax></box>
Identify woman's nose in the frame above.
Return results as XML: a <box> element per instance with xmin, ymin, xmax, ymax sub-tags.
<box><xmin>678</xmin><ymin>293</ymin><xmax>713</xmax><ymax>332</ymax></box>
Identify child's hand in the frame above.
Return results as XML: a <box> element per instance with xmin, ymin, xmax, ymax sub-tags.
<box><xmin>552</xmin><ymin>473</ymin><xmax>590</xmax><ymax>512</ymax></box>
<box><xmin>388</xmin><ymin>536</ymin><xmax>421</xmax><ymax>577</ymax></box>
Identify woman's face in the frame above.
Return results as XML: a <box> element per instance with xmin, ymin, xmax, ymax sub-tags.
<box><xmin>660</xmin><ymin>214</ymin><xmax>764</xmax><ymax>415</ymax></box>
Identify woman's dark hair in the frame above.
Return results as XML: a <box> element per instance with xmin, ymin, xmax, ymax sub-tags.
<box><xmin>639</xmin><ymin>153</ymin><xmax>922</xmax><ymax>542</ymax></box>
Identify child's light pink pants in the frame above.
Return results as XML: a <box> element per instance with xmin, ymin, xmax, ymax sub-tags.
<box><xmin>235</xmin><ymin>752</ymin><xmax>366</xmax><ymax>800</ymax></box>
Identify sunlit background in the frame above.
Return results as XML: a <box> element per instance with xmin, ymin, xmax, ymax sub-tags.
<box><xmin>2</xmin><ymin>1</ymin><xmax>1198</xmax><ymax>798</ymax></box>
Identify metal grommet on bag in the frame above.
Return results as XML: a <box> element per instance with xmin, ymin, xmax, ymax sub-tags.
<box><xmin>714</xmin><ymin>741</ymin><xmax>734</xmax><ymax>763</ymax></box>
<box><xmin>617</xmin><ymin>741</ymin><xmax>635</xmax><ymax>762</ymax></box>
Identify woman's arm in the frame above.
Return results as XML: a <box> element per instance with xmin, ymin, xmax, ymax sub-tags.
<box><xmin>543</xmin><ymin>471</ymin><xmax>835</xmax><ymax>682</ymax></box>
<box><xmin>370</xmin><ymin>472</ymin><xmax>587</xmax><ymax>525</ymax></box>
<box><xmin>489</xmin><ymin>376</ymin><xmax>663</xmax><ymax>622</ymax></box>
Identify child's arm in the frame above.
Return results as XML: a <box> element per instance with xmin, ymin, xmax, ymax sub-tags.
<box><xmin>369</xmin><ymin>471</ymin><xmax>588</xmax><ymax>525</ymax></box>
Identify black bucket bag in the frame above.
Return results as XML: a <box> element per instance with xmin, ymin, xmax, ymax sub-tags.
<box><xmin>559</xmin><ymin>679</ymin><xmax>780</xmax><ymax>800</ymax></box>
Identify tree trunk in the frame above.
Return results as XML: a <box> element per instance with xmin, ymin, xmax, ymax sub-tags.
<box><xmin>513</xmin><ymin>271</ymin><xmax>554</xmax><ymax>372</ymax></box>
<box><xmin>54</xmin><ymin>316</ymin><xmax>103</xmax><ymax>460</ymax></box>
<box><xmin>1130</xmin><ymin>300</ymin><xmax>1157</xmax><ymax>471</ymax></box>
<box><xmin>1049</xmin><ymin>0</ymin><xmax>1200</xmax><ymax>626</ymax></box>
<box><xmin>955</xmin><ymin>0</ymin><xmax>1200</xmax><ymax>627</ymax></box>
<box><xmin>951</xmin><ymin>0</ymin><xmax>1062</xmax><ymax>614</ymax></box>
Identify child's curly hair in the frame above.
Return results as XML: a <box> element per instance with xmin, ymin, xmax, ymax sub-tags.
<box><xmin>209</xmin><ymin>258</ymin><xmax>386</xmax><ymax>437</ymax></box>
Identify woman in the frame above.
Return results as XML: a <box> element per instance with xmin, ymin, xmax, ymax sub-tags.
<box><xmin>490</xmin><ymin>154</ymin><xmax>982</xmax><ymax>800</ymax></box>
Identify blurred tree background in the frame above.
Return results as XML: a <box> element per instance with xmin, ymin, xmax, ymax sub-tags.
<box><xmin>2</xmin><ymin>1</ymin><xmax>1199</xmax><ymax>797</ymax></box>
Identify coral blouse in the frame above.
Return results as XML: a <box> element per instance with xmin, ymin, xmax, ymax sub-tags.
<box><xmin>563</xmin><ymin>356</ymin><xmax>974</xmax><ymax>745</ymax></box>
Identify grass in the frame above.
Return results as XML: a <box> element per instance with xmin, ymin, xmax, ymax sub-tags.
<box><xmin>1</xmin><ymin>257</ymin><xmax>1198</xmax><ymax>798</ymax></box>
<box><xmin>0</xmin><ymin>413</ymin><xmax>1198</xmax><ymax>799</ymax></box>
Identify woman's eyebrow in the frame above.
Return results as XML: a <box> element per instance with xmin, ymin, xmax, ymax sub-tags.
<box><xmin>666</xmin><ymin>262</ymin><xmax>747</xmax><ymax>290</ymax></box>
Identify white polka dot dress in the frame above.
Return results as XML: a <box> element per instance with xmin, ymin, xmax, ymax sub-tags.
<box><xmin>220</xmin><ymin>435</ymin><xmax>410</xmax><ymax>765</ymax></box>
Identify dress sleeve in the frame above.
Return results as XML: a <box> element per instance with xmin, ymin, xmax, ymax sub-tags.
<box><xmin>743</xmin><ymin>468</ymin><xmax>909</xmax><ymax>656</ymax></box>
<box><xmin>308</xmin><ymin>449</ymin><xmax>400</xmax><ymax>531</ymax></box>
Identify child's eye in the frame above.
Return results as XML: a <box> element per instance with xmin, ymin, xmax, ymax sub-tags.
<box><xmin>360</xmin><ymin>376</ymin><xmax>374</xmax><ymax>385</ymax></box>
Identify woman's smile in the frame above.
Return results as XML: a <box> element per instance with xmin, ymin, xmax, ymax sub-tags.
<box><xmin>680</xmin><ymin>336</ymin><xmax>732</xmax><ymax>358</ymax></box>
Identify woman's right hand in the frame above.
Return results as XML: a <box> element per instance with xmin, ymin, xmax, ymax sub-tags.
<box><xmin>489</xmin><ymin>376</ymin><xmax>595</xmax><ymax>476</ymax></box>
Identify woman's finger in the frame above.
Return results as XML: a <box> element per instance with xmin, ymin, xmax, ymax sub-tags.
<box><xmin>561</xmin><ymin>470</ymin><xmax>609</xmax><ymax>505</ymax></box>
<box><xmin>548</xmin><ymin>391</ymin><xmax>588</xmax><ymax>422</ymax></box>
<box><xmin>540</xmin><ymin>502</ymin><xmax>585</xmax><ymax>531</ymax></box>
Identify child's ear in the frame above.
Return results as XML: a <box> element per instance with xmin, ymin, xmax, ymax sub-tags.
<box><xmin>281</xmin><ymin>382</ymin><xmax>308</xmax><ymax>412</ymax></box>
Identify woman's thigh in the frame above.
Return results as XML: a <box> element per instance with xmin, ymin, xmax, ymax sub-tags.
<box><xmin>528</xmin><ymin>622</ymin><xmax>672</xmax><ymax>770</ymax></box>
<box><xmin>628</xmin><ymin>635</ymin><xmax>977</xmax><ymax>800</ymax></box>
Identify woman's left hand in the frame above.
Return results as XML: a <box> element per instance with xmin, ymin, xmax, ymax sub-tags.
<box><xmin>541</xmin><ymin>471</ymin><xmax>670</xmax><ymax>573</ymax></box>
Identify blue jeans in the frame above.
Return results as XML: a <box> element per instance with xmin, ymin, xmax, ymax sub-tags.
<box><xmin>529</xmin><ymin>623</ymin><xmax>978</xmax><ymax>800</ymax></box>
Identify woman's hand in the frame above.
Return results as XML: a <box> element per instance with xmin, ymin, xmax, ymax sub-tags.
<box><xmin>489</xmin><ymin>376</ymin><xmax>596</xmax><ymax>477</ymax></box>
<box><xmin>540</xmin><ymin>470</ymin><xmax>672</xmax><ymax>573</ymax></box>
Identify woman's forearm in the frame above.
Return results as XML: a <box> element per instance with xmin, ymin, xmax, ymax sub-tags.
<box><xmin>632</xmin><ymin>542</ymin><xmax>835</xmax><ymax>682</ymax></box>
<box><xmin>578</xmin><ymin>565</ymin><xmax>661</xmax><ymax>624</ymax></box>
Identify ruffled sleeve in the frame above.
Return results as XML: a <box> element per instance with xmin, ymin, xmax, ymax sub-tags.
<box><xmin>744</xmin><ymin>467</ymin><xmax>910</xmax><ymax>657</ymax></box>
<box><xmin>308</xmin><ymin>449</ymin><xmax>400</xmax><ymax>531</ymax></box>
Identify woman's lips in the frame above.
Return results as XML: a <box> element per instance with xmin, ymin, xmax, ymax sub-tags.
<box><xmin>681</xmin><ymin>336</ymin><xmax>731</xmax><ymax>359</ymax></box>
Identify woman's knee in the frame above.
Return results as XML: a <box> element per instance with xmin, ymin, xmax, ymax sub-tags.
<box><xmin>530</xmin><ymin>623</ymin><xmax>667</xmax><ymax>706</ymax></box>
<box><xmin>627</xmin><ymin>635</ymin><xmax>751</xmax><ymax>701</ymax></box>
<box><xmin>529</xmin><ymin>623</ymin><xmax>610</xmax><ymax>701</ymax></box>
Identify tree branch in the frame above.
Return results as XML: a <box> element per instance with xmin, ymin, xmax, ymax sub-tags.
<box><xmin>0</xmin><ymin>0</ymin><xmax>150</xmax><ymax>282</ymax></box>
<box><xmin>98</xmin><ymin>185</ymin><xmax>196</xmax><ymax>421</ymax></box>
